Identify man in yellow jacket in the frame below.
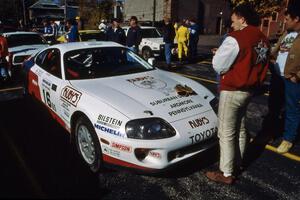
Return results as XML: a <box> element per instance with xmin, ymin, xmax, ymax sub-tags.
<box><xmin>176</xmin><ymin>21</ymin><xmax>190</xmax><ymax>62</ymax></box>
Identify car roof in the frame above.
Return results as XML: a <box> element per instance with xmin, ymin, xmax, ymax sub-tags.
<box><xmin>122</xmin><ymin>26</ymin><xmax>157</xmax><ymax>29</ymax></box>
<box><xmin>2</xmin><ymin>31</ymin><xmax>40</xmax><ymax>36</ymax></box>
<box><xmin>49</xmin><ymin>41</ymin><xmax>124</xmax><ymax>53</ymax></box>
<box><xmin>79</xmin><ymin>30</ymin><xmax>102</xmax><ymax>34</ymax></box>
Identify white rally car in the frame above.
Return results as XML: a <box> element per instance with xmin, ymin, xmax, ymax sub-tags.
<box><xmin>123</xmin><ymin>26</ymin><xmax>177</xmax><ymax>60</ymax></box>
<box><xmin>26</xmin><ymin>41</ymin><xmax>218</xmax><ymax>172</ymax></box>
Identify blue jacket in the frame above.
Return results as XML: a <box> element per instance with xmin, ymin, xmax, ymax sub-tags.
<box><xmin>67</xmin><ymin>25</ymin><xmax>79</xmax><ymax>42</ymax></box>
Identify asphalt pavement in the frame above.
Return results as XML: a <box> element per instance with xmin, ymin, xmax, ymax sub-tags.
<box><xmin>0</xmin><ymin>57</ymin><xmax>299</xmax><ymax>199</ymax></box>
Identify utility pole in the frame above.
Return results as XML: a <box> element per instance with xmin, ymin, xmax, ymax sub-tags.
<box><xmin>22</xmin><ymin>0</ymin><xmax>27</xmax><ymax>25</ymax></box>
<box><xmin>64</xmin><ymin>0</ymin><xmax>67</xmax><ymax>22</ymax></box>
<box><xmin>152</xmin><ymin>0</ymin><xmax>156</xmax><ymax>26</ymax></box>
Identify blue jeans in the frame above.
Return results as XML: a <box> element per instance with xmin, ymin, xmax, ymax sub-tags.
<box><xmin>283</xmin><ymin>79</ymin><xmax>300</xmax><ymax>142</ymax></box>
<box><xmin>164</xmin><ymin>43</ymin><xmax>172</xmax><ymax>65</ymax></box>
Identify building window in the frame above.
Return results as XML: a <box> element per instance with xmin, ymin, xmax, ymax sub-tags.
<box><xmin>263</xmin><ymin>19</ymin><xmax>269</xmax><ymax>27</ymax></box>
<box><xmin>271</xmin><ymin>12</ymin><xmax>278</xmax><ymax>22</ymax></box>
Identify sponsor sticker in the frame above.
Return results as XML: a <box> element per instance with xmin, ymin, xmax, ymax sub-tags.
<box><xmin>94</xmin><ymin>124</ymin><xmax>125</xmax><ymax>137</ymax></box>
<box><xmin>97</xmin><ymin>114</ymin><xmax>122</xmax><ymax>129</ymax></box>
<box><xmin>188</xmin><ymin>116</ymin><xmax>210</xmax><ymax>129</ymax></box>
<box><xmin>103</xmin><ymin>146</ymin><xmax>121</xmax><ymax>157</ymax></box>
<box><xmin>174</xmin><ymin>84</ymin><xmax>197</xmax><ymax>97</ymax></box>
<box><xmin>61</xmin><ymin>86</ymin><xmax>82</xmax><ymax>107</ymax></box>
<box><xmin>149</xmin><ymin>151</ymin><xmax>161</xmax><ymax>159</ymax></box>
<box><xmin>111</xmin><ymin>142</ymin><xmax>132</xmax><ymax>153</ymax></box>
<box><xmin>127</xmin><ymin>76</ymin><xmax>173</xmax><ymax>95</ymax></box>
<box><xmin>189</xmin><ymin>127</ymin><xmax>218</xmax><ymax>145</ymax></box>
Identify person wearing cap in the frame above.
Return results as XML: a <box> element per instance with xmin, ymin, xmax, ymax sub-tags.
<box><xmin>188</xmin><ymin>18</ymin><xmax>200</xmax><ymax>63</ymax></box>
<box><xmin>126</xmin><ymin>16</ymin><xmax>142</xmax><ymax>54</ymax></box>
<box><xmin>106</xmin><ymin>18</ymin><xmax>126</xmax><ymax>46</ymax></box>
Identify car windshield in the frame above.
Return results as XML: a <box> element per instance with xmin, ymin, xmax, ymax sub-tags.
<box><xmin>6</xmin><ymin>34</ymin><xmax>46</xmax><ymax>48</ymax></box>
<box><xmin>64</xmin><ymin>47</ymin><xmax>154</xmax><ymax>80</ymax></box>
<box><xmin>80</xmin><ymin>32</ymin><xmax>106</xmax><ymax>41</ymax></box>
<box><xmin>141</xmin><ymin>28</ymin><xmax>161</xmax><ymax>38</ymax></box>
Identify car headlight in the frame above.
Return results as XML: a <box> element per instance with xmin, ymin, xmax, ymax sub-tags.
<box><xmin>209</xmin><ymin>97</ymin><xmax>219</xmax><ymax>115</ymax></box>
<box><xmin>125</xmin><ymin>118</ymin><xmax>176</xmax><ymax>139</ymax></box>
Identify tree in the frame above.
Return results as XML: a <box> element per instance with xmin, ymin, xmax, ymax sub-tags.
<box><xmin>79</xmin><ymin>0</ymin><xmax>113</xmax><ymax>29</ymax></box>
<box><xmin>229</xmin><ymin>0</ymin><xmax>286</xmax><ymax>17</ymax></box>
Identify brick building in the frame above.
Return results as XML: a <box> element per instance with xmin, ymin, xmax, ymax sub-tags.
<box><xmin>124</xmin><ymin>0</ymin><xmax>231</xmax><ymax>34</ymax></box>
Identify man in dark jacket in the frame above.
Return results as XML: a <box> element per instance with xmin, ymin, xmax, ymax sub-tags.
<box><xmin>106</xmin><ymin>18</ymin><xmax>126</xmax><ymax>45</ymax></box>
<box><xmin>188</xmin><ymin>18</ymin><xmax>200</xmax><ymax>63</ymax></box>
<box><xmin>162</xmin><ymin>17</ymin><xmax>175</xmax><ymax>68</ymax></box>
<box><xmin>126</xmin><ymin>16</ymin><xmax>142</xmax><ymax>53</ymax></box>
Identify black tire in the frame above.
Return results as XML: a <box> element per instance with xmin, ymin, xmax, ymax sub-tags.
<box><xmin>74</xmin><ymin>116</ymin><xmax>102</xmax><ymax>173</ymax></box>
<box><xmin>142</xmin><ymin>47</ymin><xmax>153</xmax><ymax>60</ymax></box>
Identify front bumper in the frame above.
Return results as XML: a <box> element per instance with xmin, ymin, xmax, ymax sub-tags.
<box><xmin>99</xmin><ymin>110</ymin><xmax>218</xmax><ymax>171</ymax></box>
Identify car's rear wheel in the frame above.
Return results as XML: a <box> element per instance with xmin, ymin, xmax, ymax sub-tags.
<box><xmin>142</xmin><ymin>47</ymin><xmax>153</xmax><ymax>60</ymax></box>
<box><xmin>75</xmin><ymin>116</ymin><xmax>102</xmax><ymax>173</ymax></box>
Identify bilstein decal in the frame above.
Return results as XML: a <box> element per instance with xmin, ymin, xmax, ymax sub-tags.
<box><xmin>97</xmin><ymin>114</ymin><xmax>122</xmax><ymax>129</ymax></box>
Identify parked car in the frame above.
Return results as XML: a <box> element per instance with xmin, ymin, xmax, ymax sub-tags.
<box><xmin>26</xmin><ymin>41</ymin><xmax>218</xmax><ymax>173</ymax></box>
<box><xmin>1</xmin><ymin>32</ymin><xmax>49</xmax><ymax>77</ymax></box>
<box><xmin>123</xmin><ymin>26</ymin><xmax>177</xmax><ymax>60</ymax></box>
<box><xmin>57</xmin><ymin>30</ymin><xmax>106</xmax><ymax>43</ymax></box>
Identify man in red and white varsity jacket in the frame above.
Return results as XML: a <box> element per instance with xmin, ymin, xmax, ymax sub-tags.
<box><xmin>206</xmin><ymin>3</ymin><xmax>270</xmax><ymax>184</ymax></box>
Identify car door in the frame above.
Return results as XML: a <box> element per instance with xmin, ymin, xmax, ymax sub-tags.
<box><xmin>35</xmin><ymin>48</ymin><xmax>64</xmax><ymax>115</ymax></box>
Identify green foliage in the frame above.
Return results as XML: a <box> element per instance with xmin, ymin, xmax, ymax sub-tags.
<box><xmin>79</xmin><ymin>0</ymin><xmax>113</xmax><ymax>29</ymax></box>
<box><xmin>229</xmin><ymin>0</ymin><xmax>286</xmax><ymax>17</ymax></box>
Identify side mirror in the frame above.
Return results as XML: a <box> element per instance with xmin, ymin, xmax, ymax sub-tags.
<box><xmin>147</xmin><ymin>57</ymin><xmax>156</xmax><ymax>66</ymax></box>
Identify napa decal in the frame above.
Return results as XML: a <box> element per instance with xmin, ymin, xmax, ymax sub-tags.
<box><xmin>94</xmin><ymin>124</ymin><xmax>125</xmax><ymax>137</ymax></box>
<box><xmin>60</xmin><ymin>86</ymin><xmax>82</xmax><ymax>107</ymax></box>
<box><xmin>188</xmin><ymin>116</ymin><xmax>210</xmax><ymax>129</ymax></box>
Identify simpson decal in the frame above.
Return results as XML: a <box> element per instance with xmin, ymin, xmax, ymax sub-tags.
<box><xmin>61</xmin><ymin>86</ymin><xmax>82</xmax><ymax>107</ymax></box>
<box><xmin>111</xmin><ymin>142</ymin><xmax>132</xmax><ymax>153</ymax></box>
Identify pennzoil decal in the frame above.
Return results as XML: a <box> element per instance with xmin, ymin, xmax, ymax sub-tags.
<box><xmin>175</xmin><ymin>84</ymin><xmax>197</xmax><ymax>96</ymax></box>
<box><xmin>61</xmin><ymin>86</ymin><xmax>82</xmax><ymax>107</ymax></box>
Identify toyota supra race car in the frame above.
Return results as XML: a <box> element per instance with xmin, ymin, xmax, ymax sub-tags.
<box><xmin>26</xmin><ymin>41</ymin><xmax>218</xmax><ymax>172</ymax></box>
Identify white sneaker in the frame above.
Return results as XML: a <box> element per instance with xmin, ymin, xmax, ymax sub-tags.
<box><xmin>277</xmin><ymin>140</ymin><xmax>293</xmax><ymax>154</ymax></box>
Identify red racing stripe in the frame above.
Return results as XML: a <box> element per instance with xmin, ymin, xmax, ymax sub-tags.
<box><xmin>28</xmin><ymin>71</ymin><xmax>42</xmax><ymax>101</ymax></box>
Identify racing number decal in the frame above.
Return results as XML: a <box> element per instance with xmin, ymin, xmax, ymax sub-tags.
<box><xmin>42</xmin><ymin>89</ymin><xmax>56</xmax><ymax>111</ymax></box>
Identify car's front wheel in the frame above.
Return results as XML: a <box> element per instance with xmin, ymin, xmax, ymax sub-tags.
<box><xmin>75</xmin><ymin>116</ymin><xmax>102</xmax><ymax>173</ymax></box>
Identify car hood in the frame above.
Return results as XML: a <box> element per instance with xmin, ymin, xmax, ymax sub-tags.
<box><xmin>142</xmin><ymin>37</ymin><xmax>164</xmax><ymax>44</ymax></box>
<box><xmin>70</xmin><ymin>69</ymin><xmax>213</xmax><ymax>122</ymax></box>
<box><xmin>9</xmin><ymin>44</ymin><xmax>48</xmax><ymax>55</ymax></box>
